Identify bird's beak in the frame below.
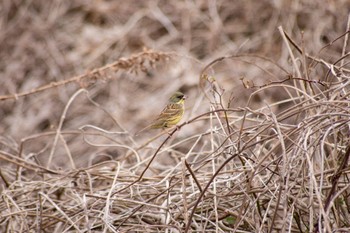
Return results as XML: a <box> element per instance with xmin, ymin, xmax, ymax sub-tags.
<box><xmin>183</xmin><ymin>95</ymin><xmax>187</xmax><ymax>100</ymax></box>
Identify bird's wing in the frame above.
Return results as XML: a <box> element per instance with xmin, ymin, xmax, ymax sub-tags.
<box><xmin>156</xmin><ymin>103</ymin><xmax>183</xmax><ymax>119</ymax></box>
<box><xmin>135</xmin><ymin>103</ymin><xmax>184</xmax><ymax>135</ymax></box>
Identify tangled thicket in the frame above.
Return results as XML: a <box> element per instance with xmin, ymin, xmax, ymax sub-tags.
<box><xmin>1</xmin><ymin>1</ymin><xmax>350</xmax><ymax>232</ymax></box>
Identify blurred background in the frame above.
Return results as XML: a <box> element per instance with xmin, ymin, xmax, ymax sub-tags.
<box><xmin>1</xmin><ymin>0</ymin><xmax>349</xmax><ymax>168</ymax></box>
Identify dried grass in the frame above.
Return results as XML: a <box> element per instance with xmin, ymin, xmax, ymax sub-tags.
<box><xmin>1</xmin><ymin>1</ymin><xmax>350</xmax><ymax>232</ymax></box>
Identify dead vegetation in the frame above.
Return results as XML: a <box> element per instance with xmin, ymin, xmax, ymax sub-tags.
<box><xmin>1</xmin><ymin>0</ymin><xmax>350</xmax><ymax>232</ymax></box>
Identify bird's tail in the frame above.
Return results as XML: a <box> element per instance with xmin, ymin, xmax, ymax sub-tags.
<box><xmin>134</xmin><ymin>124</ymin><xmax>153</xmax><ymax>136</ymax></box>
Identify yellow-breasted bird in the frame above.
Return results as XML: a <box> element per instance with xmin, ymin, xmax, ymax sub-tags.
<box><xmin>136</xmin><ymin>91</ymin><xmax>186</xmax><ymax>135</ymax></box>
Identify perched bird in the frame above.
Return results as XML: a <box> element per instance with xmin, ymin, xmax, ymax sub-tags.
<box><xmin>136</xmin><ymin>91</ymin><xmax>186</xmax><ymax>135</ymax></box>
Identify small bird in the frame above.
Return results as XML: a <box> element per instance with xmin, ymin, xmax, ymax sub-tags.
<box><xmin>136</xmin><ymin>91</ymin><xmax>186</xmax><ymax>135</ymax></box>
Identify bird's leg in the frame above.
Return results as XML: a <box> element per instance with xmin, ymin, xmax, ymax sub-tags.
<box><xmin>169</xmin><ymin>125</ymin><xmax>180</xmax><ymax>136</ymax></box>
<box><xmin>163</xmin><ymin>128</ymin><xmax>172</xmax><ymax>136</ymax></box>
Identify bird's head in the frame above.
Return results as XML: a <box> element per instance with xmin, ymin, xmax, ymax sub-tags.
<box><xmin>169</xmin><ymin>91</ymin><xmax>186</xmax><ymax>104</ymax></box>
